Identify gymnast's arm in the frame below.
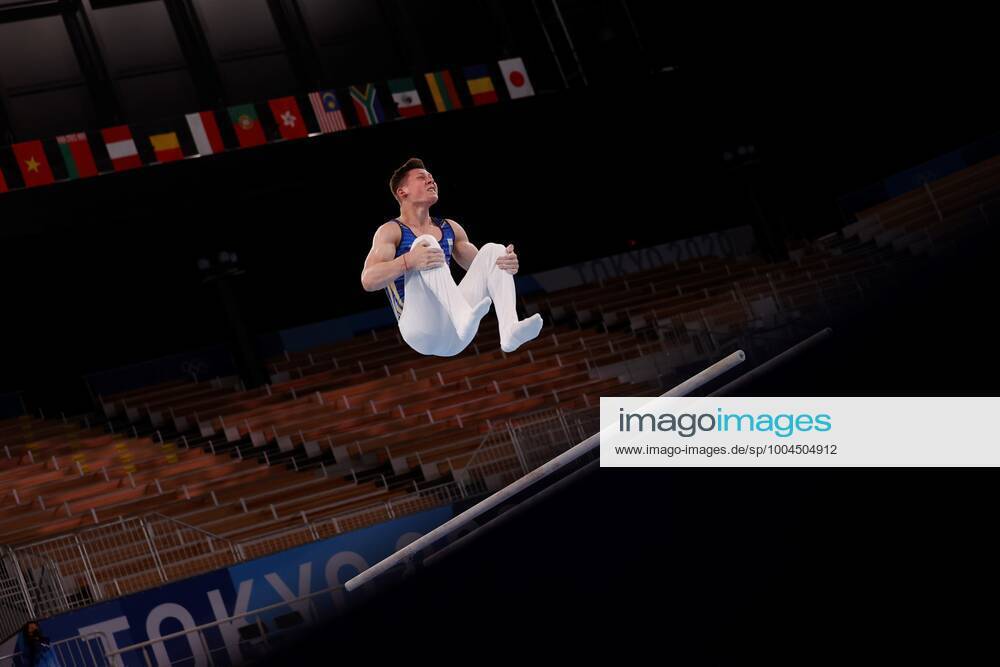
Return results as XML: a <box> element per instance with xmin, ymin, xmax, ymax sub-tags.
<box><xmin>361</xmin><ymin>223</ymin><xmax>406</xmax><ymax>292</ymax></box>
<box><xmin>448</xmin><ymin>218</ymin><xmax>519</xmax><ymax>274</ymax></box>
<box><xmin>447</xmin><ymin>218</ymin><xmax>479</xmax><ymax>271</ymax></box>
<box><xmin>362</xmin><ymin>223</ymin><xmax>445</xmax><ymax>290</ymax></box>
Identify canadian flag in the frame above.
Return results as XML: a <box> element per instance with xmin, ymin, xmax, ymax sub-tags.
<box><xmin>498</xmin><ymin>57</ymin><xmax>535</xmax><ymax>99</ymax></box>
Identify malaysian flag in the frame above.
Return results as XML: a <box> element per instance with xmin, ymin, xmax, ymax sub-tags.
<box><xmin>309</xmin><ymin>90</ymin><xmax>348</xmax><ymax>134</ymax></box>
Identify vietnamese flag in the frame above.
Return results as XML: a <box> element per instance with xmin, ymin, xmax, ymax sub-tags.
<box><xmin>101</xmin><ymin>125</ymin><xmax>143</xmax><ymax>171</ymax></box>
<box><xmin>0</xmin><ymin>166</ymin><xmax>8</xmax><ymax>193</ymax></box>
<box><xmin>268</xmin><ymin>96</ymin><xmax>308</xmax><ymax>140</ymax></box>
<box><xmin>13</xmin><ymin>140</ymin><xmax>55</xmax><ymax>187</ymax></box>
<box><xmin>227</xmin><ymin>104</ymin><xmax>266</xmax><ymax>147</ymax></box>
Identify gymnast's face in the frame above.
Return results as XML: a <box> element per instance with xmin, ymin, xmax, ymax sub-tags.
<box><xmin>401</xmin><ymin>169</ymin><xmax>438</xmax><ymax>205</ymax></box>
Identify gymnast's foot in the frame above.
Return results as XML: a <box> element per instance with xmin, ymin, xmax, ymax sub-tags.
<box><xmin>455</xmin><ymin>296</ymin><xmax>492</xmax><ymax>342</ymax></box>
<box><xmin>501</xmin><ymin>313</ymin><xmax>544</xmax><ymax>353</ymax></box>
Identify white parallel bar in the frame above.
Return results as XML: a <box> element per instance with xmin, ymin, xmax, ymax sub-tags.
<box><xmin>709</xmin><ymin>328</ymin><xmax>832</xmax><ymax>396</ymax></box>
<box><xmin>345</xmin><ymin>350</ymin><xmax>746</xmax><ymax>592</ymax></box>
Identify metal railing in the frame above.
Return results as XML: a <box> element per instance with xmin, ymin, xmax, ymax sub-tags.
<box><xmin>2</xmin><ymin>584</ymin><xmax>360</xmax><ymax>667</ymax></box>
<box><xmin>4</xmin><ymin>338</ymin><xmax>827</xmax><ymax>666</ymax></box>
<box><xmin>346</xmin><ymin>349</ymin><xmax>749</xmax><ymax>592</ymax></box>
<box><xmin>0</xmin><ymin>399</ymin><xmax>635</xmax><ymax>637</ymax></box>
<box><xmin>0</xmin><ymin>632</ymin><xmax>113</xmax><ymax>667</ymax></box>
<box><xmin>106</xmin><ymin>584</ymin><xmax>352</xmax><ymax>667</ymax></box>
<box><xmin>0</xmin><ymin>514</ymin><xmax>239</xmax><ymax>639</ymax></box>
<box><xmin>0</xmin><ymin>550</ymin><xmax>34</xmax><ymax>641</ymax></box>
<box><xmin>231</xmin><ymin>404</ymin><xmax>610</xmax><ymax>566</ymax></box>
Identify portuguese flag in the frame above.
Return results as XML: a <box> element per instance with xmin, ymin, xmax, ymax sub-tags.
<box><xmin>228</xmin><ymin>104</ymin><xmax>267</xmax><ymax>148</ymax></box>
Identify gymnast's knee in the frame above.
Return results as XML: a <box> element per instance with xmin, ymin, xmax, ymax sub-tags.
<box><xmin>478</xmin><ymin>243</ymin><xmax>508</xmax><ymax>268</ymax></box>
<box><xmin>412</xmin><ymin>234</ymin><xmax>439</xmax><ymax>248</ymax></box>
<box><xmin>480</xmin><ymin>242</ymin><xmax>506</xmax><ymax>256</ymax></box>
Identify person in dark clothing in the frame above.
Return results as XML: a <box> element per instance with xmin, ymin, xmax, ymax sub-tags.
<box><xmin>13</xmin><ymin>622</ymin><xmax>58</xmax><ymax>667</ymax></box>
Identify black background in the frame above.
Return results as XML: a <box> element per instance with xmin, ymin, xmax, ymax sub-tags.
<box><xmin>1</xmin><ymin>6</ymin><xmax>998</xmax><ymax>659</ymax></box>
<box><xmin>3</xmin><ymin>8</ymin><xmax>1000</xmax><ymax>411</ymax></box>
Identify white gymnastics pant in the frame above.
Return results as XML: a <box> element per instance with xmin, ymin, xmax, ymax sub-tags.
<box><xmin>398</xmin><ymin>235</ymin><xmax>532</xmax><ymax>357</ymax></box>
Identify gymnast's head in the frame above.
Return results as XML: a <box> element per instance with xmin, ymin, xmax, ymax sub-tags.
<box><xmin>390</xmin><ymin>157</ymin><xmax>438</xmax><ymax>207</ymax></box>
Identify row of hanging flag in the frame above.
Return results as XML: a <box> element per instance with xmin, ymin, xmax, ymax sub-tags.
<box><xmin>0</xmin><ymin>57</ymin><xmax>535</xmax><ymax>194</ymax></box>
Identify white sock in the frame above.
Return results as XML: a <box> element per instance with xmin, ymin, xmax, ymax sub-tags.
<box><xmin>455</xmin><ymin>296</ymin><xmax>492</xmax><ymax>343</ymax></box>
<box><xmin>501</xmin><ymin>313</ymin><xmax>544</xmax><ymax>353</ymax></box>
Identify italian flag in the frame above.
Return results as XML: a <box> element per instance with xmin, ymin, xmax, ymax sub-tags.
<box><xmin>101</xmin><ymin>126</ymin><xmax>142</xmax><ymax>172</ymax></box>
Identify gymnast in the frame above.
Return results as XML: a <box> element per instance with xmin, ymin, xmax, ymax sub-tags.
<box><xmin>361</xmin><ymin>158</ymin><xmax>543</xmax><ymax>357</ymax></box>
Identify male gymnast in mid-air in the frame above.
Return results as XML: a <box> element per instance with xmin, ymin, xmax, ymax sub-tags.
<box><xmin>361</xmin><ymin>158</ymin><xmax>544</xmax><ymax>357</ymax></box>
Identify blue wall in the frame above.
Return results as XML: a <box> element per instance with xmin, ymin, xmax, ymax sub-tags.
<box><xmin>37</xmin><ymin>507</ymin><xmax>453</xmax><ymax>666</ymax></box>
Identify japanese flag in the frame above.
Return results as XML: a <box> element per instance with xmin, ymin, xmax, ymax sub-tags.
<box><xmin>498</xmin><ymin>57</ymin><xmax>535</xmax><ymax>99</ymax></box>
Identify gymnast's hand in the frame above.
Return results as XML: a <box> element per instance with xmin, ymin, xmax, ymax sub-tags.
<box><xmin>407</xmin><ymin>241</ymin><xmax>446</xmax><ymax>271</ymax></box>
<box><xmin>496</xmin><ymin>244</ymin><xmax>518</xmax><ymax>274</ymax></box>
